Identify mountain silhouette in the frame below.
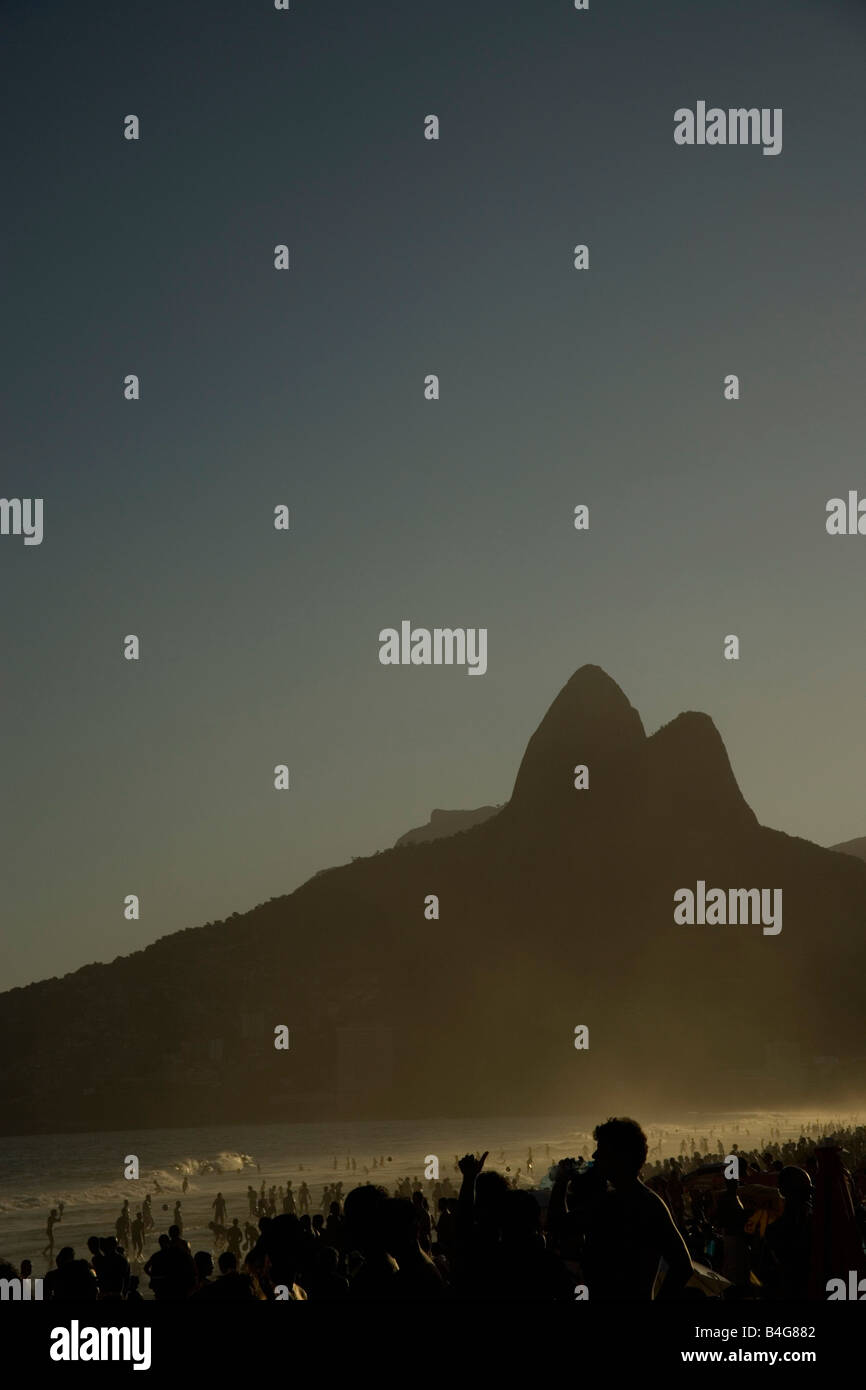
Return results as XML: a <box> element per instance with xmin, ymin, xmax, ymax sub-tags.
<box><xmin>831</xmin><ymin>836</ymin><xmax>866</xmax><ymax>864</ymax></box>
<box><xmin>1</xmin><ymin>664</ymin><xmax>865</xmax><ymax>1137</ymax></box>
<box><xmin>394</xmin><ymin>806</ymin><xmax>500</xmax><ymax>847</ymax></box>
<box><xmin>504</xmin><ymin>665</ymin><xmax>646</xmax><ymax>835</ymax></box>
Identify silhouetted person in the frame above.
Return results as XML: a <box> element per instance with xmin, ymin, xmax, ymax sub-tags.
<box><xmin>435</xmin><ymin>1197</ymin><xmax>456</xmax><ymax>1259</ymax></box>
<box><xmin>453</xmin><ymin>1151</ymin><xmax>510</xmax><ymax>1298</ymax></box>
<box><xmin>384</xmin><ymin>1198</ymin><xmax>446</xmax><ymax>1300</ymax></box>
<box><xmin>227</xmin><ymin>1217</ymin><xmax>243</xmax><ymax>1259</ymax></box>
<box><xmin>197</xmin><ymin>1250</ymin><xmax>256</xmax><ymax>1300</ymax></box>
<box><xmin>45</xmin><ymin>1247</ymin><xmax>98</xmax><ymax>1301</ymax></box>
<box><xmin>498</xmin><ymin>1189</ymin><xmax>573</xmax><ymax>1300</ymax></box>
<box><xmin>716</xmin><ymin>1176</ymin><xmax>750</xmax><ymax>1291</ymax></box>
<box><xmin>213</xmin><ymin>1191</ymin><xmax>227</xmax><ymax>1226</ymax></box>
<box><xmin>93</xmin><ymin>1236</ymin><xmax>130</xmax><ymax>1300</ymax></box>
<box><xmin>42</xmin><ymin>1207</ymin><xmax>60</xmax><ymax>1260</ymax></box>
<box><xmin>191</xmin><ymin>1250</ymin><xmax>214</xmax><ymax>1295</ymax></box>
<box><xmin>117</xmin><ymin>1199</ymin><xmax>131</xmax><ymax>1249</ymax></box>
<box><xmin>131</xmin><ymin>1209</ymin><xmax>145</xmax><ymax>1260</ymax></box>
<box><xmin>164</xmin><ymin>1225</ymin><xmax>196</xmax><ymax>1299</ymax></box>
<box><xmin>325</xmin><ymin>1200</ymin><xmax>344</xmax><ymax>1249</ymax></box>
<box><xmin>578</xmin><ymin>1118</ymin><xmax>693</xmax><ymax>1300</ymax></box>
<box><xmin>761</xmin><ymin>1166</ymin><xmax>813</xmax><ymax>1299</ymax></box>
<box><xmin>666</xmin><ymin>1161</ymin><xmax>686</xmax><ymax>1228</ymax></box>
<box><xmin>344</xmin><ymin>1185</ymin><xmax>398</xmax><ymax>1299</ymax></box>
<box><xmin>145</xmin><ymin>1227</ymin><xmax>195</xmax><ymax>1300</ymax></box>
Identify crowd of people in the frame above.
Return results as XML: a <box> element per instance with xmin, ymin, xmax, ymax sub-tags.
<box><xmin>4</xmin><ymin>1117</ymin><xmax>865</xmax><ymax>1301</ymax></box>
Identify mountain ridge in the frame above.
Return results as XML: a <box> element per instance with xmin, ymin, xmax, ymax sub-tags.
<box><xmin>1</xmin><ymin>664</ymin><xmax>864</xmax><ymax>1136</ymax></box>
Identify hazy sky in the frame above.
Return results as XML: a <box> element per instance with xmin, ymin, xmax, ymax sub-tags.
<box><xmin>3</xmin><ymin>0</ymin><xmax>865</xmax><ymax>990</ymax></box>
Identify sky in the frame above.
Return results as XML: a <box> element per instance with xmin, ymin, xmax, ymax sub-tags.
<box><xmin>3</xmin><ymin>0</ymin><xmax>866</xmax><ymax>990</ymax></box>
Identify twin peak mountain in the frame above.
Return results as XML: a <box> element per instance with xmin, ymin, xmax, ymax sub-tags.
<box><xmin>1</xmin><ymin>664</ymin><xmax>864</xmax><ymax>1135</ymax></box>
<box><xmin>400</xmin><ymin>665</ymin><xmax>756</xmax><ymax>845</ymax></box>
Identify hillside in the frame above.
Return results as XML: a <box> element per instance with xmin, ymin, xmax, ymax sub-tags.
<box><xmin>1</xmin><ymin>665</ymin><xmax>864</xmax><ymax>1135</ymax></box>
